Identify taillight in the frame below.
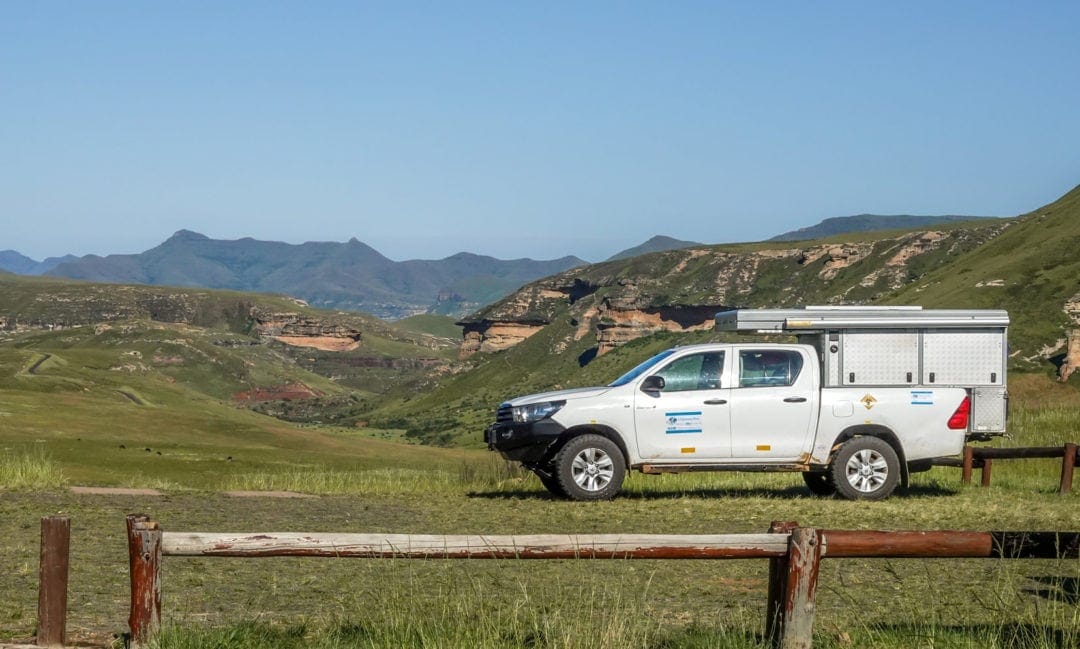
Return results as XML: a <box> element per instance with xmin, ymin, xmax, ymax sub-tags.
<box><xmin>947</xmin><ymin>395</ymin><xmax>971</xmax><ymax>430</ymax></box>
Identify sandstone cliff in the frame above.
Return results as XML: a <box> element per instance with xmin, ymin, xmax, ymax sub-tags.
<box><xmin>250</xmin><ymin>310</ymin><xmax>362</xmax><ymax>351</ymax></box>
<box><xmin>1059</xmin><ymin>292</ymin><xmax>1080</xmax><ymax>381</ymax></box>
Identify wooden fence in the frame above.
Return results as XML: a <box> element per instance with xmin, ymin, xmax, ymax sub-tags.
<box><xmin>122</xmin><ymin>514</ymin><xmax>1080</xmax><ymax>649</ymax></box>
<box><xmin>933</xmin><ymin>443</ymin><xmax>1078</xmax><ymax>493</ymax></box>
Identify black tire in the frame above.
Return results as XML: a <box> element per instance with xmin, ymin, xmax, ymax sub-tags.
<box><xmin>535</xmin><ymin>468</ymin><xmax>567</xmax><ymax>498</ymax></box>
<box><xmin>830</xmin><ymin>437</ymin><xmax>900</xmax><ymax>501</ymax></box>
<box><xmin>554</xmin><ymin>434</ymin><xmax>626</xmax><ymax>501</ymax></box>
<box><xmin>801</xmin><ymin>471</ymin><xmax>836</xmax><ymax>497</ymax></box>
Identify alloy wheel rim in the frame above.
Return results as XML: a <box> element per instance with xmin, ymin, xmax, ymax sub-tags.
<box><xmin>571</xmin><ymin>448</ymin><xmax>615</xmax><ymax>492</ymax></box>
<box><xmin>845</xmin><ymin>448</ymin><xmax>888</xmax><ymax>493</ymax></box>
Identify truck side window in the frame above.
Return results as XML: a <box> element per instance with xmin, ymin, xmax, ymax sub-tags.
<box><xmin>653</xmin><ymin>352</ymin><xmax>725</xmax><ymax>392</ymax></box>
<box><xmin>740</xmin><ymin>350</ymin><xmax>803</xmax><ymax>387</ymax></box>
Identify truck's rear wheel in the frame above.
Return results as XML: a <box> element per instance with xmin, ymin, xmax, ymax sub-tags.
<box><xmin>801</xmin><ymin>471</ymin><xmax>836</xmax><ymax>496</ymax></box>
<box><xmin>554</xmin><ymin>434</ymin><xmax>625</xmax><ymax>501</ymax></box>
<box><xmin>830</xmin><ymin>437</ymin><xmax>900</xmax><ymax>500</ymax></box>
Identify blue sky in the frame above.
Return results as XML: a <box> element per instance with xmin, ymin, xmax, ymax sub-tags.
<box><xmin>3</xmin><ymin>2</ymin><xmax>1079</xmax><ymax>262</ymax></box>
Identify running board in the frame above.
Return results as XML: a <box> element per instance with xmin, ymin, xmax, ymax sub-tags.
<box><xmin>639</xmin><ymin>463</ymin><xmax>810</xmax><ymax>474</ymax></box>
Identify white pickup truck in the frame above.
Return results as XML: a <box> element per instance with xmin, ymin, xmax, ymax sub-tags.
<box><xmin>485</xmin><ymin>306</ymin><xmax>1009</xmax><ymax>501</ymax></box>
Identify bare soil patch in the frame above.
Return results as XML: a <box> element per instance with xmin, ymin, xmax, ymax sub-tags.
<box><xmin>70</xmin><ymin>486</ymin><xmax>163</xmax><ymax>496</ymax></box>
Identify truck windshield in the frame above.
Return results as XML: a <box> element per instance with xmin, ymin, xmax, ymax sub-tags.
<box><xmin>608</xmin><ymin>349</ymin><xmax>678</xmax><ymax>387</ymax></box>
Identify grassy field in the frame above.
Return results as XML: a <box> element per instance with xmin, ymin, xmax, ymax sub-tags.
<box><xmin>2</xmin><ymin>396</ymin><xmax>1079</xmax><ymax>648</ymax></box>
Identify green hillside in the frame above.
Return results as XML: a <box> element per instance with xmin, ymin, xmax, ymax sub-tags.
<box><xmin>0</xmin><ymin>275</ymin><xmax>463</xmax><ymax>428</ymax></box>
<box><xmin>885</xmin><ymin>184</ymin><xmax>1080</xmax><ymax>358</ymax></box>
<box><xmin>394</xmin><ymin>314</ymin><xmax>463</xmax><ymax>339</ymax></box>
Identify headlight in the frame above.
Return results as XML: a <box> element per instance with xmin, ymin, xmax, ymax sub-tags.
<box><xmin>512</xmin><ymin>400</ymin><xmax>565</xmax><ymax>423</ymax></box>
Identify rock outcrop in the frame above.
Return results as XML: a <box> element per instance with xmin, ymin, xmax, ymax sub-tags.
<box><xmin>1059</xmin><ymin>330</ymin><xmax>1080</xmax><ymax>382</ymax></box>
<box><xmin>251</xmin><ymin>311</ymin><xmax>363</xmax><ymax>352</ymax></box>
<box><xmin>1059</xmin><ymin>293</ymin><xmax>1080</xmax><ymax>382</ymax></box>
<box><xmin>595</xmin><ymin>305</ymin><xmax>722</xmax><ymax>355</ymax></box>
<box><xmin>460</xmin><ymin>320</ymin><xmax>547</xmax><ymax>357</ymax></box>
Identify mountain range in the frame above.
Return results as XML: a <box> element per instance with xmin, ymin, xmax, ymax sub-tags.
<box><xmin>0</xmin><ymin>250</ymin><xmax>78</xmax><ymax>275</ymax></box>
<box><xmin>1</xmin><ymin>214</ymin><xmax>1003</xmax><ymax>320</ymax></box>
<box><xmin>33</xmin><ymin>231</ymin><xmax>585</xmax><ymax>320</ymax></box>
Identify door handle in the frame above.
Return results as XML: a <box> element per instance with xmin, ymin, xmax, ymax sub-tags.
<box><xmin>703</xmin><ymin>399</ymin><xmax>728</xmax><ymax>405</ymax></box>
<box><xmin>783</xmin><ymin>397</ymin><xmax>807</xmax><ymax>403</ymax></box>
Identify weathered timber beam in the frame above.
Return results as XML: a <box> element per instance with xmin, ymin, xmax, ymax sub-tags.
<box><xmin>972</xmin><ymin>447</ymin><xmax>1066</xmax><ymax>460</ymax></box>
<box><xmin>161</xmin><ymin>532</ymin><xmax>791</xmax><ymax>559</ymax></box>
<box><xmin>823</xmin><ymin>530</ymin><xmax>1080</xmax><ymax>559</ymax></box>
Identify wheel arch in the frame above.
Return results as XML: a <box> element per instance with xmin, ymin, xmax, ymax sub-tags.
<box><xmin>830</xmin><ymin>424</ymin><xmax>910</xmax><ymax>487</ymax></box>
<box><xmin>545</xmin><ymin>424</ymin><xmax>631</xmax><ymax>468</ymax></box>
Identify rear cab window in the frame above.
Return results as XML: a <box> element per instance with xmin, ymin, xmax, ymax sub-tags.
<box><xmin>739</xmin><ymin>349</ymin><xmax>803</xmax><ymax>387</ymax></box>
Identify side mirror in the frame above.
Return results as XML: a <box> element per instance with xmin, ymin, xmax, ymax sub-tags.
<box><xmin>640</xmin><ymin>375</ymin><xmax>665</xmax><ymax>393</ymax></box>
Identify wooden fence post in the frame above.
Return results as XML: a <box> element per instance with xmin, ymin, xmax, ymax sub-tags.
<box><xmin>981</xmin><ymin>458</ymin><xmax>993</xmax><ymax>487</ymax></box>
<box><xmin>1061</xmin><ymin>443</ymin><xmax>1077</xmax><ymax>495</ymax></box>
<box><xmin>961</xmin><ymin>446</ymin><xmax>974</xmax><ymax>485</ymax></box>
<box><xmin>126</xmin><ymin>514</ymin><xmax>162</xmax><ymax>647</ymax></box>
<box><xmin>37</xmin><ymin>516</ymin><xmax>70</xmax><ymax>647</ymax></box>
<box><xmin>765</xmin><ymin>521</ymin><xmax>798</xmax><ymax>648</ymax></box>
<box><xmin>776</xmin><ymin>527</ymin><xmax>822</xmax><ymax>649</ymax></box>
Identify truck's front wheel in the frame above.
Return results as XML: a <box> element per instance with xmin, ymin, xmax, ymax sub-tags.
<box><xmin>830</xmin><ymin>437</ymin><xmax>900</xmax><ymax>500</ymax></box>
<box><xmin>535</xmin><ymin>468</ymin><xmax>567</xmax><ymax>498</ymax></box>
<box><xmin>554</xmin><ymin>434</ymin><xmax>626</xmax><ymax>501</ymax></box>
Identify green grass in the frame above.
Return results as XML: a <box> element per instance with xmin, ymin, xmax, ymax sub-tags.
<box><xmin>393</xmin><ymin>314</ymin><xmax>463</xmax><ymax>340</ymax></box>
<box><xmin>2</xmin><ymin>392</ymin><xmax>1078</xmax><ymax>647</ymax></box>
<box><xmin>0</xmin><ymin>445</ymin><xmax>66</xmax><ymax>490</ymax></box>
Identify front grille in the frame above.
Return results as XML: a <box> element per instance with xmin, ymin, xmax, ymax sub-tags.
<box><xmin>496</xmin><ymin>404</ymin><xmax>513</xmax><ymax>425</ymax></box>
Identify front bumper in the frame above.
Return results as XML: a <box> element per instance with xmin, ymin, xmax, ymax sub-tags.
<box><xmin>485</xmin><ymin>418</ymin><xmax>566</xmax><ymax>464</ymax></box>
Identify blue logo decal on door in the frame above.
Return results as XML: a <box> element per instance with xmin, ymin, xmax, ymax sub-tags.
<box><xmin>665</xmin><ymin>411</ymin><xmax>703</xmax><ymax>434</ymax></box>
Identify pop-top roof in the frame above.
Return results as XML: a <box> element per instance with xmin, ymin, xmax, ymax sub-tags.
<box><xmin>715</xmin><ymin>306</ymin><xmax>1009</xmax><ymax>332</ymax></box>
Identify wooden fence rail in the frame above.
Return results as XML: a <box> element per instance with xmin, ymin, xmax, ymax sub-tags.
<box><xmin>933</xmin><ymin>443</ymin><xmax>1078</xmax><ymax>493</ymax></box>
<box><xmin>124</xmin><ymin>514</ymin><xmax>1080</xmax><ymax>649</ymax></box>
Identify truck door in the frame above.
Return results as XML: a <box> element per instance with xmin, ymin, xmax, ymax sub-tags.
<box><xmin>634</xmin><ymin>350</ymin><xmax>732</xmax><ymax>460</ymax></box>
<box><xmin>729</xmin><ymin>348</ymin><xmax>815</xmax><ymax>460</ymax></box>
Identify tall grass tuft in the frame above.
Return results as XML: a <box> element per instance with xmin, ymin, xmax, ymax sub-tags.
<box><xmin>0</xmin><ymin>445</ymin><xmax>66</xmax><ymax>490</ymax></box>
<box><xmin>458</xmin><ymin>455</ymin><xmax>529</xmax><ymax>489</ymax></box>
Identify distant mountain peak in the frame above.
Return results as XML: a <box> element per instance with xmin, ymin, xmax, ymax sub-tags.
<box><xmin>167</xmin><ymin>229</ymin><xmax>210</xmax><ymax>242</ymax></box>
<box><xmin>769</xmin><ymin>214</ymin><xmax>998</xmax><ymax>242</ymax></box>
<box><xmin>607</xmin><ymin>235</ymin><xmax>703</xmax><ymax>261</ymax></box>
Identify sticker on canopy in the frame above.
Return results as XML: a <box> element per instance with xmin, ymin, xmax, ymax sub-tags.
<box><xmin>911</xmin><ymin>390</ymin><xmax>934</xmax><ymax>405</ymax></box>
<box><xmin>665</xmin><ymin>411</ymin><xmax>702</xmax><ymax>434</ymax></box>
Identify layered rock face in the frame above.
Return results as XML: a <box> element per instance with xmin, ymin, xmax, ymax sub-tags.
<box><xmin>250</xmin><ymin>311</ymin><xmax>363</xmax><ymax>352</ymax></box>
<box><xmin>1059</xmin><ymin>330</ymin><xmax>1080</xmax><ymax>382</ymax></box>
<box><xmin>1059</xmin><ymin>293</ymin><xmax>1080</xmax><ymax>381</ymax></box>
<box><xmin>595</xmin><ymin>305</ymin><xmax>721</xmax><ymax>355</ymax></box>
<box><xmin>460</xmin><ymin>321</ymin><xmax>546</xmax><ymax>357</ymax></box>
<box><xmin>457</xmin><ymin>224</ymin><xmax>1010</xmax><ymax>358</ymax></box>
